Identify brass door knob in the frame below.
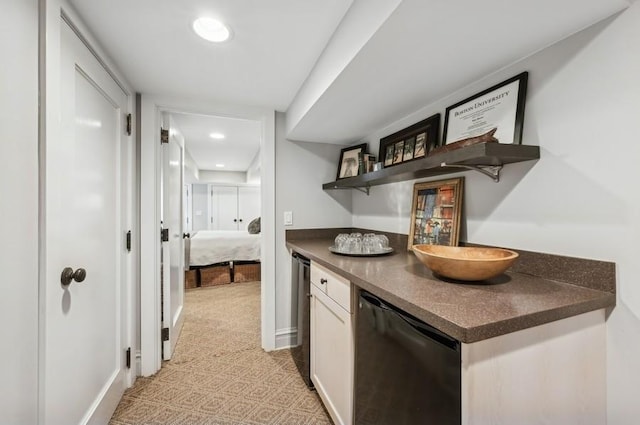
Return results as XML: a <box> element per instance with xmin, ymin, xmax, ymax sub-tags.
<box><xmin>61</xmin><ymin>267</ymin><xmax>87</xmax><ymax>286</ymax></box>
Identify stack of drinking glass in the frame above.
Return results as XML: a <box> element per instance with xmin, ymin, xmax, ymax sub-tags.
<box><xmin>333</xmin><ymin>232</ymin><xmax>390</xmax><ymax>255</ymax></box>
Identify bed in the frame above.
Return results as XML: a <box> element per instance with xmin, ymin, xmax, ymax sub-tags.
<box><xmin>188</xmin><ymin>230</ymin><xmax>261</xmax><ymax>267</ymax></box>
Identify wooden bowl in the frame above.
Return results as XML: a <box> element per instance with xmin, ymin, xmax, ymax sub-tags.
<box><xmin>412</xmin><ymin>245</ymin><xmax>519</xmax><ymax>281</ymax></box>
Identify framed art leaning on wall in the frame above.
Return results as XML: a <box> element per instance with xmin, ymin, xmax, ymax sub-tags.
<box><xmin>408</xmin><ymin>177</ymin><xmax>464</xmax><ymax>250</ymax></box>
<box><xmin>379</xmin><ymin>114</ymin><xmax>440</xmax><ymax>168</ymax></box>
<box><xmin>336</xmin><ymin>143</ymin><xmax>367</xmax><ymax>180</ymax></box>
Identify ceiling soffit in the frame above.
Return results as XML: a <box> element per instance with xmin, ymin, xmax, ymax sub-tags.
<box><xmin>286</xmin><ymin>0</ymin><xmax>629</xmax><ymax>145</ymax></box>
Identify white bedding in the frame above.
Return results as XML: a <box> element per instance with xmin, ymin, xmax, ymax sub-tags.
<box><xmin>189</xmin><ymin>230</ymin><xmax>260</xmax><ymax>267</ymax></box>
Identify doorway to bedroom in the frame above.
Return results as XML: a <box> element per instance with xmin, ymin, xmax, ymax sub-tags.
<box><xmin>162</xmin><ymin>110</ymin><xmax>263</xmax><ymax>354</ymax></box>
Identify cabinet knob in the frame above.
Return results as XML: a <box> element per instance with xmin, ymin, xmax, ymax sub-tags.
<box><xmin>320</xmin><ymin>278</ymin><xmax>327</xmax><ymax>285</ymax></box>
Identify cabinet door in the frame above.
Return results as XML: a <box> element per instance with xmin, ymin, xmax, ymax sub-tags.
<box><xmin>211</xmin><ymin>185</ymin><xmax>238</xmax><ymax>230</ymax></box>
<box><xmin>238</xmin><ymin>186</ymin><xmax>260</xmax><ymax>228</ymax></box>
<box><xmin>311</xmin><ymin>284</ymin><xmax>353</xmax><ymax>425</ymax></box>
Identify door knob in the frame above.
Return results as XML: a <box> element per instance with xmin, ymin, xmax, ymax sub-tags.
<box><xmin>61</xmin><ymin>267</ymin><xmax>87</xmax><ymax>286</ymax></box>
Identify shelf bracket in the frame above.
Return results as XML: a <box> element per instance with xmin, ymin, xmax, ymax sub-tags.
<box><xmin>331</xmin><ymin>185</ymin><xmax>370</xmax><ymax>195</ymax></box>
<box><xmin>440</xmin><ymin>162</ymin><xmax>503</xmax><ymax>182</ymax></box>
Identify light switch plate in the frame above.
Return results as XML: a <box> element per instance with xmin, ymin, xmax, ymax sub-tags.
<box><xmin>284</xmin><ymin>211</ymin><xmax>293</xmax><ymax>226</ymax></box>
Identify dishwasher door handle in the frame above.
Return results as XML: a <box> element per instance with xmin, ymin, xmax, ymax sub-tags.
<box><xmin>360</xmin><ymin>291</ymin><xmax>459</xmax><ymax>352</ymax></box>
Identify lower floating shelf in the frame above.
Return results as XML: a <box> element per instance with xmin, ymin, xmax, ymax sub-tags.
<box><xmin>323</xmin><ymin>142</ymin><xmax>539</xmax><ymax>194</ymax></box>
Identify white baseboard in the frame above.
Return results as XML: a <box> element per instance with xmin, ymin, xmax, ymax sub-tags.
<box><xmin>275</xmin><ymin>327</ymin><xmax>298</xmax><ymax>349</ymax></box>
<box><xmin>135</xmin><ymin>350</ymin><xmax>142</xmax><ymax>378</ymax></box>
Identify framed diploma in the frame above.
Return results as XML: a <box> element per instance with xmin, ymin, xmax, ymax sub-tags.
<box><xmin>443</xmin><ymin>72</ymin><xmax>528</xmax><ymax>145</ymax></box>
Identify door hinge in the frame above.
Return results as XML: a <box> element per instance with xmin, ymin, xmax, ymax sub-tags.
<box><xmin>126</xmin><ymin>230</ymin><xmax>132</xmax><ymax>252</ymax></box>
<box><xmin>126</xmin><ymin>113</ymin><xmax>132</xmax><ymax>136</ymax></box>
<box><xmin>161</xmin><ymin>327</ymin><xmax>169</xmax><ymax>342</ymax></box>
<box><xmin>161</xmin><ymin>228</ymin><xmax>169</xmax><ymax>242</ymax></box>
<box><xmin>160</xmin><ymin>128</ymin><xmax>169</xmax><ymax>144</ymax></box>
<box><xmin>125</xmin><ymin>347</ymin><xmax>131</xmax><ymax>369</ymax></box>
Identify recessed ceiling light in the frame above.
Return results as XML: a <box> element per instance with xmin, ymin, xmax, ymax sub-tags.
<box><xmin>215</xmin><ymin>164</ymin><xmax>225</xmax><ymax>168</ymax></box>
<box><xmin>193</xmin><ymin>17</ymin><xmax>231</xmax><ymax>43</ymax></box>
<box><xmin>209</xmin><ymin>132</ymin><xmax>225</xmax><ymax>139</ymax></box>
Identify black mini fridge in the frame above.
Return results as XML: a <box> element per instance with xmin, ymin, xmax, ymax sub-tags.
<box><xmin>291</xmin><ymin>252</ymin><xmax>313</xmax><ymax>388</ymax></box>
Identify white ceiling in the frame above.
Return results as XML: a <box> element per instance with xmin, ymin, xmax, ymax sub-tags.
<box><xmin>68</xmin><ymin>0</ymin><xmax>353</xmax><ymax>111</ymax></box>
<box><xmin>68</xmin><ymin>0</ymin><xmax>353</xmax><ymax>172</ymax></box>
<box><xmin>69</xmin><ymin>0</ymin><xmax>630</xmax><ymax>152</ymax></box>
<box><xmin>171</xmin><ymin>113</ymin><xmax>261</xmax><ymax>172</ymax></box>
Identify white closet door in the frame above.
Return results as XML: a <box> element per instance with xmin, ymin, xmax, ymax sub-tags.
<box><xmin>212</xmin><ymin>185</ymin><xmax>239</xmax><ymax>230</ymax></box>
<box><xmin>191</xmin><ymin>184</ymin><xmax>209</xmax><ymax>231</ymax></box>
<box><xmin>238</xmin><ymin>186</ymin><xmax>261</xmax><ymax>229</ymax></box>
<box><xmin>44</xmin><ymin>20</ymin><xmax>127</xmax><ymax>425</ymax></box>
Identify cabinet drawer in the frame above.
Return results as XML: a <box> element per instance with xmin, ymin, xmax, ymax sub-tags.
<box><xmin>311</xmin><ymin>262</ymin><xmax>351</xmax><ymax>313</ymax></box>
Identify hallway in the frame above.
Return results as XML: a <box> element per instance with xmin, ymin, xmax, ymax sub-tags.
<box><xmin>110</xmin><ymin>281</ymin><xmax>331</xmax><ymax>424</ymax></box>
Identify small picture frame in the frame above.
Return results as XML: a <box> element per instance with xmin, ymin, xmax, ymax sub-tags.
<box><xmin>392</xmin><ymin>140</ymin><xmax>404</xmax><ymax>164</ymax></box>
<box><xmin>336</xmin><ymin>143</ymin><xmax>367</xmax><ymax>180</ymax></box>
<box><xmin>414</xmin><ymin>132</ymin><xmax>427</xmax><ymax>158</ymax></box>
<box><xmin>403</xmin><ymin>136</ymin><xmax>415</xmax><ymax>161</ymax></box>
<box><xmin>379</xmin><ymin>114</ymin><xmax>440</xmax><ymax>168</ymax></box>
<box><xmin>408</xmin><ymin>177</ymin><xmax>464</xmax><ymax>250</ymax></box>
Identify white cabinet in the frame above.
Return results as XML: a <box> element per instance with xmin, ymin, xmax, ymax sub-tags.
<box><xmin>310</xmin><ymin>262</ymin><xmax>353</xmax><ymax>425</ymax></box>
<box><xmin>461</xmin><ymin>309</ymin><xmax>606</xmax><ymax>425</ymax></box>
<box><xmin>209</xmin><ymin>185</ymin><xmax>260</xmax><ymax>231</ymax></box>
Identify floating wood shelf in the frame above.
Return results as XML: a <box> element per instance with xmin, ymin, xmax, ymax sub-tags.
<box><xmin>322</xmin><ymin>142</ymin><xmax>540</xmax><ymax>195</ymax></box>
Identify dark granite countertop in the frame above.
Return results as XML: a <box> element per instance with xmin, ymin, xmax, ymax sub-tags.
<box><xmin>286</xmin><ymin>235</ymin><xmax>616</xmax><ymax>343</ymax></box>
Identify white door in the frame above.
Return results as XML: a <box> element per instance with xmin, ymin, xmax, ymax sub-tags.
<box><xmin>161</xmin><ymin>116</ymin><xmax>185</xmax><ymax>360</ymax></box>
<box><xmin>310</xmin><ymin>285</ymin><xmax>353</xmax><ymax>425</ymax></box>
<box><xmin>43</xmin><ymin>21</ymin><xmax>128</xmax><ymax>424</ymax></box>
<box><xmin>184</xmin><ymin>184</ymin><xmax>192</xmax><ymax>235</ymax></box>
<box><xmin>238</xmin><ymin>186</ymin><xmax>261</xmax><ymax>229</ymax></box>
<box><xmin>211</xmin><ymin>185</ymin><xmax>239</xmax><ymax>230</ymax></box>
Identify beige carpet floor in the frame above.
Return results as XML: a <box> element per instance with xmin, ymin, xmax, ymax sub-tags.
<box><xmin>110</xmin><ymin>281</ymin><xmax>331</xmax><ymax>425</ymax></box>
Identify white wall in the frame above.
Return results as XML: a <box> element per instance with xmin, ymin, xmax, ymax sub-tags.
<box><xmin>198</xmin><ymin>169</ymin><xmax>246</xmax><ymax>184</ymax></box>
<box><xmin>274</xmin><ymin>111</ymin><xmax>352</xmax><ymax>346</ymax></box>
<box><xmin>183</xmin><ymin>147</ymin><xmax>199</xmax><ymax>184</ymax></box>
<box><xmin>352</xmin><ymin>7</ymin><xmax>640</xmax><ymax>423</ymax></box>
<box><xmin>246</xmin><ymin>151</ymin><xmax>261</xmax><ymax>184</ymax></box>
<box><xmin>0</xmin><ymin>0</ymin><xmax>39</xmax><ymax>422</ymax></box>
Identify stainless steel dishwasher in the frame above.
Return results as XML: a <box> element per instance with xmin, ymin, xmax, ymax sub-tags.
<box><xmin>355</xmin><ymin>290</ymin><xmax>461</xmax><ymax>424</ymax></box>
<box><xmin>291</xmin><ymin>252</ymin><xmax>313</xmax><ymax>388</ymax></box>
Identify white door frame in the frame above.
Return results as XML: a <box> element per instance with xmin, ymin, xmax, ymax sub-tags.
<box><xmin>139</xmin><ymin>96</ymin><xmax>276</xmax><ymax>376</ymax></box>
<box><xmin>39</xmin><ymin>0</ymin><xmax>136</xmax><ymax>421</ymax></box>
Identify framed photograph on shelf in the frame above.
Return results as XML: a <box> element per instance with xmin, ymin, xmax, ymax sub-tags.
<box><xmin>336</xmin><ymin>143</ymin><xmax>367</xmax><ymax>180</ymax></box>
<box><xmin>408</xmin><ymin>177</ymin><xmax>464</xmax><ymax>250</ymax></box>
<box><xmin>443</xmin><ymin>72</ymin><xmax>528</xmax><ymax>145</ymax></box>
<box><xmin>379</xmin><ymin>113</ymin><xmax>440</xmax><ymax>168</ymax></box>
